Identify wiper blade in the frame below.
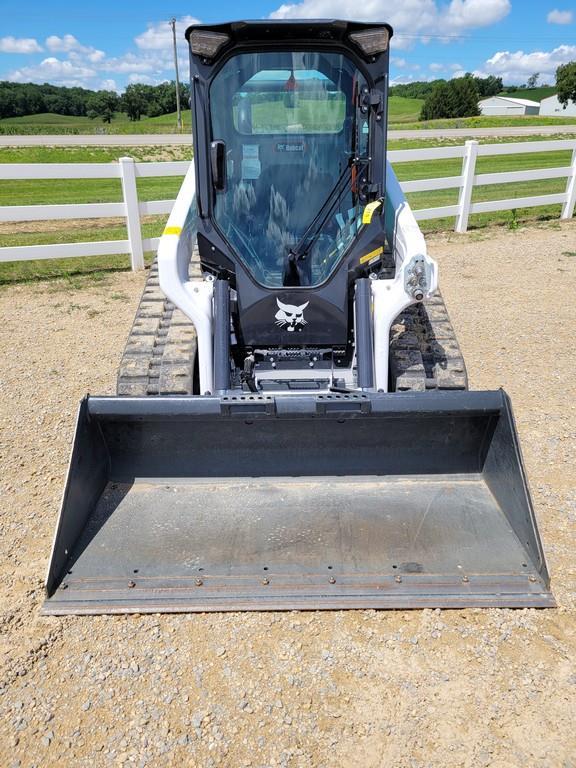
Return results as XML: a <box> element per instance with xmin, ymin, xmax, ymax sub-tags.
<box><xmin>282</xmin><ymin>158</ymin><xmax>369</xmax><ymax>287</ymax></box>
<box><xmin>287</xmin><ymin>162</ymin><xmax>355</xmax><ymax>264</ymax></box>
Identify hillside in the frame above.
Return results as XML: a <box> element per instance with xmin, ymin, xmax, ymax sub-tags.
<box><xmin>388</xmin><ymin>96</ymin><xmax>424</xmax><ymax>123</ymax></box>
<box><xmin>0</xmin><ymin>96</ymin><xmax>424</xmax><ymax>134</ymax></box>
<box><xmin>499</xmin><ymin>87</ymin><xmax>557</xmax><ymax>102</ymax></box>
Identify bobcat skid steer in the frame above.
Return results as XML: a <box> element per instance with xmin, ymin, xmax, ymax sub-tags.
<box><xmin>43</xmin><ymin>20</ymin><xmax>553</xmax><ymax>614</ymax></box>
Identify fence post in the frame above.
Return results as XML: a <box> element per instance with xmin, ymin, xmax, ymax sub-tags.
<box><xmin>454</xmin><ymin>140</ymin><xmax>479</xmax><ymax>233</ymax></box>
<box><xmin>561</xmin><ymin>147</ymin><xmax>576</xmax><ymax>220</ymax></box>
<box><xmin>119</xmin><ymin>156</ymin><xmax>144</xmax><ymax>270</ymax></box>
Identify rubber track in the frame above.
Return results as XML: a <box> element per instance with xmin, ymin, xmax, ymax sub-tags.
<box><xmin>389</xmin><ymin>291</ymin><xmax>468</xmax><ymax>391</ymax></box>
<box><xmin>117</xmin><ymin>261</ymin><xmax>197</xmax><ymax>396</ymax></box>
<box><xmin>118</xmin><ymin>269</ymin><xmax>467</xmax><ymax>395</ymax></box>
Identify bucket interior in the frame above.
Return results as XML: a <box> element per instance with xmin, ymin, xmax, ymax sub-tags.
<box><xmin>43</xmin><ymin>394</ymin><xmax>553</xmax><ymax>613</ymax></box>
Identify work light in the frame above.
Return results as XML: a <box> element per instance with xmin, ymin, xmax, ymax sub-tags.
<box><xmin>349</xmin><ymin>28</ymin><xmax>390</xmax><ymax>56</ymax></box>
<box><xmin>189</xmin><ymin>30</ymin><xmax>230</xmax><ymax>58</ymax></box>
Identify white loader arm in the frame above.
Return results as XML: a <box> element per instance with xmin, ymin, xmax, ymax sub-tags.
<box><xmin>371</xmin><ymin>162</ymin><xmax>438</xmax><ymax>391</ymax></box>
<box><xmin>158</xmin><ymin>163</ymin><xmax>215</xmax><ymax>395</ymax></box>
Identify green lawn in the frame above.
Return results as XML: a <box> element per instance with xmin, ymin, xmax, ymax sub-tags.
<box><xmin>0</xmin><ymin>113</ymin><xmax>97</xmax><ymax>126</ymax></box>
<box><xmin>393</xmin><ymin>114</ymin><xmax>576</xmax><ymax>131</ymax></box>
<box><xmin>0</xmin><ymin>98</ymin><xmax>424</xmax><ymax>134</ymax></box>
<box><xmin>0</xmin><ymin>111</ymin><xmax>182</xmax><ymax>135</ymax></box>
<box><xmin>388</xmin><ymin>96</ymin><xmax>424</xmax><ymax>123</ymax></box>
<box><xmin>0</xmin><ymin>136</ymin><xmax>574</xmax><ymax>283</ymax></box>
<box><xmin>4</xmin><ymin>92</ymin><xmax>574</xmax><ymax>134</ymax></box>
<box><xmin>500</xmin><ymin>87</ymin><xmax>556</xmax><ymax>102</ymax></box>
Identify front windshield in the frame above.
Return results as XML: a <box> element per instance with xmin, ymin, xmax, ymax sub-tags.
<box><xmin>210</xmin><ymin>51</ymin><xmax>370</xmax><ymax>287</ymax></box>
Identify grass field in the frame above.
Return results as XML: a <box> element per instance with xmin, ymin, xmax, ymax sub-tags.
<box><xmin>0</xmin><ymin>111</ymin><xmax>181</xmax><ymax>135</ymax></box>
<box><xmin>0</xmin><ymin>100</ymin><xmax>423</xmax><ymax>134</ymax></box>
<box><xmin>19</xmin><ymin>93</ymin><xmax>576</xmax><ymax>135</ymax></box>
<box><xmin>393</xmin><ymin>114</ymin><xmax>576</xmax><ymax>130</ymax></box>
<box><xmin>0</xmin><ymin>134</ymin><xmax>574</xmax><ymax>283</ymax></box>
<box><xmin>388</xmin><ymin>96</ymin><xmax>424</xmax><ymax>123</ymax></box>
<box><xmin>501</xmin><ymin>86</ymin><xmax>556</xmax><ymax>102</ymax></box>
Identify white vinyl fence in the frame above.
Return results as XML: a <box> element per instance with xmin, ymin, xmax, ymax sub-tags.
<box><xmin>0</xmin><ymin>139</ymin><xmax>575</xmax><ymax>271</ymax></box>
<box><xmin>389</xmin><ymin>139</ymin><xmax>576</xmax><ymax>233</ymax></box>
<box><xmin>0</xmin><ymin>157</ymin><xmax>189</xmax><ymax>270</ymax></box>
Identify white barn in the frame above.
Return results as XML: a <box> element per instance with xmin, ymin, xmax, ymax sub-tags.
<box><xmin>478</xmin><ymin>96</ymin><xmax>540</xmax><ymax>116</ymax></box>
<box><xmin>540</xmin><ymin>94</ymin><xmax>576</xmax><ymax>117</ymax></box>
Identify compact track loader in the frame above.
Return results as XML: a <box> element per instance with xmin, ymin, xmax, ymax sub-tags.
<box><xmin>43</xmin><ymin>20</ymin><xmax>553</xmax><ymax>614</ymax></box>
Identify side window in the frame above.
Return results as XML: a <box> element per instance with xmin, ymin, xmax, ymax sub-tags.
<box><xmin>232</xmin><ymin>70</ymin><xmax>345</xmax><ymax>135</ymax></box>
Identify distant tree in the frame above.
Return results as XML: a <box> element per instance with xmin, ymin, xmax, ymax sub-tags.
<box><xmin>390</xmin><ymin>80</ymin><xmax>445</xmax><ymax>100</ymax></box>
<box><xmin>526</xmin><ymin>72</ymin><xmax>540</xmax><ymax>89</ymax></box>
<box><xmin>0</xmin><ymin>86</ymin><xmax>16</xmax><ymax>119</ymax></box>
<box><xmin>0</xmin><ymin>81</ymin><xmax>94</xmax><ymax>119</ymax></box>
<box><xmin>470</xmin><ymin>74</ymin><xmax>502</xmax><ymax>98</ymax></box>
<box><xmin>122</xmin><ymin>84</ymin><xmax>149</xmax><ymax>121</ymax></box>
<box><xmin>419</xmin><ymin>82</ymin><xmax>449</xmax><ymax>120</ymax></box>
<box><xmin>0</xmin><ymin>79</ymin><xmax>190</xmax><ymax>122</ymax></box>
<box><xmin>87</xmin><ymin>90</ymin><xmax>119</xmax><ymax>123</ymax></box>
<box><xmin>420</xmin><ymin>77</ymin><xmax>480</xmax><ymax>121</ymax></box>
<box><xmin>450</xmin><ymin>77</ymin><xmax>481</xmax><ymax>117</ymax></box>
<box><xmin>556</xmin><ymin>61</ymin><xmax>576</xmax><ymax>106</ymax></box>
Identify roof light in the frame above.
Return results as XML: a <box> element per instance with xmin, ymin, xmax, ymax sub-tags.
<box><xmin>349</xmin><ymin>28</ymin><xmax>390</xmax><ymax>56</ymax></box>
<box><xmin>189</xmin><ymin>30</ymin><xmax>230</xmax><ymax>59</ymax></box>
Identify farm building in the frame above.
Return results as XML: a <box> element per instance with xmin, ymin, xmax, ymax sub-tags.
<box><xmin>478</xmin><ymin>96</ymin><xmax>540</xmax><ymax>116</ymax></box>
<box><xmin>540</xmin><ymin>94</ymin><xmax>576</xmax><ymax>116</ymax></box>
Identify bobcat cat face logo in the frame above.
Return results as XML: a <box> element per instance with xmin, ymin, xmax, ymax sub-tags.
<box><xmin>275</xmin><ymin>298</ymin><xmax>309</xmax><ymax>332</ymax></box>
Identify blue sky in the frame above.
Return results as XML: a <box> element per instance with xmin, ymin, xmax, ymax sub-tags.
<box><xmin>1</xmin><ymin>0</ymin><xmax>574</xmax><ymax>91</ymax></box>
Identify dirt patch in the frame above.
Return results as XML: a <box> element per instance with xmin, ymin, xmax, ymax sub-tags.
<box><xmin>1</xmin><ymin>222</ymin><xmax>575</xmax><ymax>767</ymax></box>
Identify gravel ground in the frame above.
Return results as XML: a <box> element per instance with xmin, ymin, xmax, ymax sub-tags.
<box><xmin>1</xmin><ymin>221</ymin><xmax>575</xmax><ymax>768</ymax></box>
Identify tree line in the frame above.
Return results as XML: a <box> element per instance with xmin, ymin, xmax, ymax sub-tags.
<box><xmin>0</xmin><ymin>81</ymin><xmax>190</xmax><ymax>122</ymax></box>
<box><xmin>390</xmin><ymin>74</ymin><xmax>503</xmax><ymax>101</ymax></box>
<box><xmin>395</xmin><ymin>64</ymin><xmax>575</xmax><ymax>122</ymax></box>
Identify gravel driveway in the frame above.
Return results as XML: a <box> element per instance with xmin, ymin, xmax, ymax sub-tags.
<box><xmin>1</xmin><ymin>221</ymin><xmax>575</xmax><ymax>768</ymax></box>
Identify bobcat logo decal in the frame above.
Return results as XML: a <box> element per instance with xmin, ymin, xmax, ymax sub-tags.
<box><xmin>275</xmin><ymin>298</ymin><xmax>309</xmax><ymax>332</ymax></box>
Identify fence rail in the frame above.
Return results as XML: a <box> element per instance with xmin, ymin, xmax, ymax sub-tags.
<box><xmin>0</xmin><ymin>140</ymin><xmax>575</xmax><ymax>270</ymax></box>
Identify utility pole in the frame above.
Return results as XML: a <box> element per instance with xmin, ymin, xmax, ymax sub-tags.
<box><xmin>170</xmin><ymin>18</ymin><xmax>183</xmax><ymax>132</ymax></box>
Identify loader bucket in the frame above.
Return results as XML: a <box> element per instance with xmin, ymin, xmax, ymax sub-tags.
<box><xmin>43</xmin><ymin>390</ymin><xmax>553</xmax><ymax>614</ymax></box>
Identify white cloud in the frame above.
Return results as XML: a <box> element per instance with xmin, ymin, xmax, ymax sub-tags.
<box><xmin>99</xmin><ymin>78</ymin><xmax>119</xmax><ymax>92</ymax></box>
<box><xmin>101</xmin><ymin>53</ymin><xmax>160</xmax><ymax>74</ymax></box>
<box><xmin>2</xmin><ymin>20</ymin><xmax>198</xmax><ymax>89</ymax></box>
<box><xmin>429</xmin><ymin>62</ymin><xmax>444</xmax><ymax>71</ymax></box>
<box><xmin>46</xmin><ymin>34</ymin><xmax>84</xmax><ymax>53</ymax></box>
<box><xmin>441</xmin><ymin>0</ymin><xmax>510</xmax><ymax>32</ymax></box>
<box><xmin>7</xmin><ymin>57</ymin><xmax>97</xmax><ymax>87</ymax></box>
<box><xmin>391</xmin><ymin>73</ymin><xmax>435</xmax><ymax>84</ymax></box>
<box><xmin>70</xmin><ymin>49</ymin><xmax>106</xmax><ymax>64</ymax></box>
<box><xmin>547</xmin><ymin>9</ymin><xmax>573</xmax><ymax>24</ymax></box>
<box><xmin>45</xmin><ymin>35</ymin><xmax>105</xmax><ymax>62</ymax></box>
<box><xmin>392</xmin><ymin>56</ymin><xmax>420</xmax><ymax>70</ymax></box>
<box><xmin>479</xmin><ymin>43</ymin><xmax>576</xmax><ymax>83</ymax></box>
<box><xmin>135</xmin><ymin>15</ymin><xmax>199</xmax><ymax>52</ymax></box>
<box><xmin>127</xmin><ymin>73</ymin><xmax>162</xmax><ymax>85</ymax></box>
<box><xmin>269</xmin><ymin>0</ymin><xmax>510</xmax><ymax>47</ymax></box>
<box><xmin>0</xmin><ymin>36</ymin><xmax>43</xmax><ymax>54</ymax></box>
